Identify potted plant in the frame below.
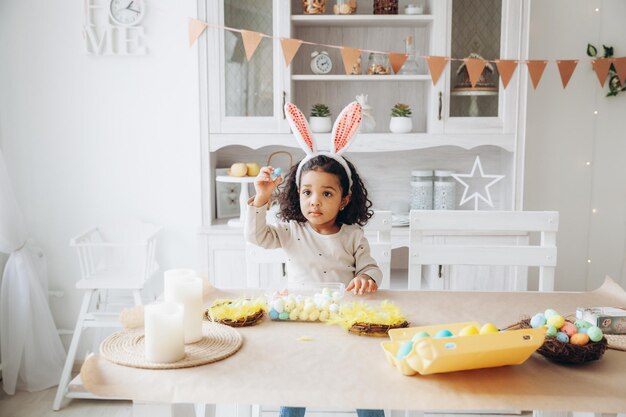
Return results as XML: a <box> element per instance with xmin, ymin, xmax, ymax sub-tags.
<box><xmin>389</xmin><ymin>103</ymin><xmax>413</xmax><ymax>133</ymax></box>
<box><xmin>309</xmin><ymin>104</ymin><xmax>332</xmax><ymax>133</ymax></box>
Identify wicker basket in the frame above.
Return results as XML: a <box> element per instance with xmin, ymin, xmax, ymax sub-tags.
<box><xmin>205</xmin><ymin>301</ymin><xmax>265</xmax><ymax>328</ymax></box>
<box><xmin>373</xmin><ymin>0</ymin><xmax>398</xmax><ymax>15</ymax></box>
<box><xmin>348</xmin><ymin>320</ymin><xmax>409</xmax><ymax>337</ymax></box>
<box><xmin>508</xmin><ymin>317</ymin><xmax>608</xmax><ymax>364</ymax></box>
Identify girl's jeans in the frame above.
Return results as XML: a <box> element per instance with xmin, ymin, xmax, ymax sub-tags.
<box><xmin>279</xmin><ymin>407</ymin><xmax>384</xmax><ymax>417</ymax></box>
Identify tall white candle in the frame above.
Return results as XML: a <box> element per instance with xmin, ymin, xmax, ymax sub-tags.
<box><xmin>144</xmin><ymin>303</ymin><xmax>185</xmax><ymax>363</ymax></box>
<box><xmin>164</xmin><ymin>269</ymin><xmax>204</xmax><ymax>344</ymax></box>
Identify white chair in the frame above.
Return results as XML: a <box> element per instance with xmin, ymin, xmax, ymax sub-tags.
<box><xmin>408</xmin><ymin>210</ymin><xmax>558</xmax><ymax>292</ymax></box>
<box><xmin>364</xmin><ymin>210</ymin><xmax>392</xmax><ymax>289</ymax></box>
<box><xmin>53</xmin><ymin>222</ymin><xmax>161</xmax><ymax>411</ymax></box>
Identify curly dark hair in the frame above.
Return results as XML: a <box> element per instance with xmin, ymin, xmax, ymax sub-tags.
<box><xmin>277</xmin><ymin>155</ymin><xmax>373</xmax><ymax>226</ymax></box>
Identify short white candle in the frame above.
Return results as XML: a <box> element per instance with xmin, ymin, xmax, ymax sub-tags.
<box><xmin>164</xmin><ymin>269</ymin><xmax>204</xmax><ymax>344</ymax></box>
<box><xmin>144</xmin><ymin>303</ymin><xmax>185</xmax><ymax>363</ymax></box>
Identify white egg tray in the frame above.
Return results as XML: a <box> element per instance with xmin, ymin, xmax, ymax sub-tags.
<box><xmin>267</xmin><ymin>282</ymin><xmax>345</xmax><ymax>322</ymax></box>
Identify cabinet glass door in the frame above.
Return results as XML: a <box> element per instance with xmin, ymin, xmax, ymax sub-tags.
<box><xmin>207</xmin><ymin>0</ymin><xmax>290</xmax><ymax>133</ymax></box>
<box><xmin>449</xmin><ymin>0</ymin><xmax>501</xmax><ymax>119</ymax></box>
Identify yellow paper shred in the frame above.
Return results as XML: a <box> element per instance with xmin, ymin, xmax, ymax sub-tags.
<box><xmin>206</xmin><ymin>297</ymin><xmax>267</xmax><ymax>321</ymax></box>
<box><xmin>327</xmin><ymin>300</ymin><xmax>406</xmax><ymax>329</ymax></box>
<box><xmin>297</xmin><ymin>336</ymin><xmax>314</xmax><ymax>342</ymax></box>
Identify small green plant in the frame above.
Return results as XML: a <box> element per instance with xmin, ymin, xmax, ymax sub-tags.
<box><xmin>310</xmin><ymin>104</ymin><xmax>331</xmax><ymax>117</ymax></box>
<box><xmin>391</xmin><ymin>103</ymin><xmax>412</xmax><ymax>117</ymax></box>
<box><xmin>587</xmin><ymin>43</ymin><xmax>625</xmax><ymax>97</ymax></box>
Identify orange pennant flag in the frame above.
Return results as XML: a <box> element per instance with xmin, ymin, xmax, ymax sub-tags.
<box><xmin>465</xmin><ymin>58</ymin><xmax>487</xmax><ymax>88</ymax></box>
<box><xmin>388</xmin><ymin>53</ymin><xmax>408</xmax><ymax>75</ymax></box>
<box><xmin>556</xmin><ymin>60</ymin><xmax>578</xmax><ymax>89</ymax></box>
<box><xmin>241</xmin><ymin>30</ymin><xmax>263</xmax><ymax>61</ymax></box>
<box><xmin>280</xmin><ymin>38</ymin><xmax>303</xmax><ymax>67</ymax></box>
<box><xmin>188</xmin><ymin>18</ymin><xmax>208</xmax><ymax>47</ymax></box>
<box><xmin>592</xmin><ymin>58</ymin><xmax>612</xmax><ymax>87</ymax></box>
<box><xmin>612</xmin><ymin>57</ymin><xmax>626</xmax><ymax>85</ymax></box>
<box><xmin>340</xmin><ymin>47</ymin><xmax>361</xmax><ymax>75</ymax></box>
<box><xmin>494</xmin><ymin>60</ymin><xmax>518</xmax><ymax>89</ymax></box>
<box><xmin>426</xmin><ymin>56</ymin><xmax>449</xmax><ymax>85</ymax></box>
<box><xmin>526</xmin><ymin>60</ymin><xmax>548</xmax><ymax>90</ymax></box>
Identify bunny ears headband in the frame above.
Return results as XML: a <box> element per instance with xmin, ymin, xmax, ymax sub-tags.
<box><xmin>284</xmin><ymin>101</ymin><xmax>363</xmax><ymax>193</ymax></box>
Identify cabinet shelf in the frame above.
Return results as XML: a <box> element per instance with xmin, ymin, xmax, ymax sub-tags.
<box><xmin>292</xmin><ymin>74</ymin><xmax>431</xmax><ymax>81</ymax></box>
<box><xmin>291</xmin><ymin>15</ymin><xmax>434</xmax><ymax>27</ymax></box>
<box><xmin>210</xmin><ymin>133</ymin><xmax>515</xmax><ymax>152</ymax></box>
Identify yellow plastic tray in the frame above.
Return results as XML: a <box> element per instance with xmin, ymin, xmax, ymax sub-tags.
<box><xmin>381</xmin><ymin>321</ymin><xmax>546</xmax><ymax>376</ymax></box>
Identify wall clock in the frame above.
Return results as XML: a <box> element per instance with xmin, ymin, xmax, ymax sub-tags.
<box><xmin>109</xmin><ymin>0</ymin><xmax>146</xmax><ymax>26</ymax></box>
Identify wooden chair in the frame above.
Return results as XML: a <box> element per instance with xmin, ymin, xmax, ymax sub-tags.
<box><xmin>408</xmin><ymin>210</ymin><xmax>559</xmax><ymax>292</ymax></box>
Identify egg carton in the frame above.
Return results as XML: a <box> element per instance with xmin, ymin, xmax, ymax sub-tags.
<box><xmin>267</xmin><ymin>282</ymin><xmax>345</xmax><ymax>322</ymax></box>
<box><xmin>381</xmin><ymin>321</ymin><xmax>546</xmax><ymax>376</ymax></box>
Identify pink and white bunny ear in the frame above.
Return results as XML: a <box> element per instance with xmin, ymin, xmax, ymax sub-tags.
<box><xmin>330</xmin><ymin>101</ymin><xmax>362</xmax><ymax>155</ymax></box>
<box><xmin>284</xmin><ymin>102</ymin><xmax>316</xmax><ymax>155</ymax></box>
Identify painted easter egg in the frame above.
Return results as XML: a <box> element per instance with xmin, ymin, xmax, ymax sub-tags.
<box><xmin>547</xmin><ymin>315</ymin><xmax>565</xmax><ymax>329</ymax></box>
<box><xmin>555</xmin><ymin>332</ymin><xmax>569</xmax><ymax>343</ymax></box>
<box><xmin>560</xmin><ymin>322</ymin><xmax>578</xmax><ymax>337</ymax></box>
<box><xmin>434</xmin><ymin>329</ymin><xmax>454</xmax><ymax>339</ymax></box>
<box><xmin>530</xmin><ymin>313</ymin><xmax>547</xmax><ymax>328</ymax></box>
<box><xmin>458</xmin><ymin>325</ymin><xmax>479</xmax><ymax>336</ymax></box>
<box><xmin>278</xmin><ymin>312</ymin><xmax>290</xmax><ymax>320</ymax></box>
<box><xmin>396</xmin><ymin>340</ymin><xmax>414</xmax><ymax>359</ymax></box>
<box><xmin>479</xmin><ymin>323</ymin><xmax>499</xmax><ymax>335</ymax></box>
<box><xmin>411</xmin><ymin>331</ymin><xmax>431</xmax><ymax>341</ymax></box>
<box><xmin>269</xmin><ymin>309</ymin><xmax>280</xmax><ymax>320</ymax></box>
<box><xmin>544</xmin><ymin>309</ymin><xmax>560</xmax><ymax>319</ymax></box>
<box><xmin>545</xmin><ymin>325</ymin><xmax>558</xmax><ymax>337</ymax></box>
<box><xmin>574</xmin><ymin>319</ymin><xmax>592</xmax><ymax>330</ymax></box>
<box><xmin>570</xmin><ymin>333</ymin><xmax>590</xmax><ymax>346</ymax></box>
<box><xmin>587</xmin><ymin>326</ymin><xmax>603</xmax><ymax>342</ymax></box>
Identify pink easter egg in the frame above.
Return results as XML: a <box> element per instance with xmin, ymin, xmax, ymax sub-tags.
<box><xmin>561</xmin><ymin>322</ymin><xmax>578</xmax><ymax>337</ymax></box>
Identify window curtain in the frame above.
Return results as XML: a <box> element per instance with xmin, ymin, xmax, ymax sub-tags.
<box><xmin>0</xmin><ymin>147</ymin><xmax>65</xmax><ymax>394</ymax></box>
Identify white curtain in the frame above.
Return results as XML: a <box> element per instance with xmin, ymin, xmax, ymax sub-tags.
<box><xmin>0</xmin><ymin>147</ymin><xmax>65</xmax><ymax>394</ymax></box>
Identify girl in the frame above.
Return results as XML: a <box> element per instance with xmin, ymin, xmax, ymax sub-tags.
<box><xmin>245</xmin><ymin>101</ymin><xmax>384</xmax><ymax>417</ymax></box>
<box><xmin>245</xmin><ymin>101</ymin><xmax>382</xmax><ymax>295</ymax></box>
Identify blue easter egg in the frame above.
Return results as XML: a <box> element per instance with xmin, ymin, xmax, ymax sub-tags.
<box><xmin>555</xmin><ymin>332</ymin><xmax>569</xmax><ymax>343</ymax></box>
<box><xmin>545</xmin><ymin>325</ymin><xmax>558</xmax><ymax>337</ymax></box>
<box><xmin>278</xmin><ymin>312</ymin><xmax>290</xmax><ymax>320</ymax></box>
<box><xmin>411</xmin><ymin>331</ymin><xmax>431</xmax><ymax>342</ymax></box>
<box><xmin>434</xmin><ymin>329</ymin><xmax>454</xmax><ymax>339</ymax></box>
<box><xmin>578</xmin><ymin>327</ymin><xmax>588</xmax><ymax>334</ymax></box>
<box><xmin>272</xmin><ymin>167</ymin><xmax>282</xmax><ymax>179</ymax></box>
<box><xmin>269</xmin><ymin>309</ymin><xmax>279</xmax><ymax>320</ymax></box>
<box><xmin>587</xmin><ymin>326</ymin><xmax>603</xmax><ymax>342</ymax></box>
<box><xmin>396</xmin><ymin>340</ymin><xmax>414</xmax><ymax>359</ymax></box>
<box><xmin>531</xmin><ymin>313</ymin><xmax>547</xmax><ymax>328</ymax></box>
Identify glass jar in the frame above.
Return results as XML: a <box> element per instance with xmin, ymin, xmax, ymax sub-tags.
<box><xmin>303</xmin><ymin>0</ymin><xmax>326</xmax><ymax>14</ymax></box>
<box><xmin>367</xmin><ymin>53</ymin><xmax>391</xmax><ymax>75</ymax></box>
<box><xmin>333</xmin><ymin>0</ymin><xmax>353</xmax><ymax>14</ymax></box>
<box><xmin>410</xmin><ymin>170</ymin><xmax>433</xmax><ymax>210</ymax></box>
<box><xmin>433</xmin><ymin>170</ymin><xmax>456</xmax><ymax>210</ymax></box>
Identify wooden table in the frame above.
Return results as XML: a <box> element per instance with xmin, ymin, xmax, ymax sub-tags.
<box><xmin>81</xmin><ymin>278</ymin><xmax>626</xmax><ymax>416</ymax></box>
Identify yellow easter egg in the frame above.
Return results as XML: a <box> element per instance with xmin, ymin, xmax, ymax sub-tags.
<box><xmin>458</xmin><ymin>325</ymin><xmax>480</xmax><ymax>336</ymax></box>
<box><xmin>547</xmin><ymin>315</ymin><xmax>565</xmax><ymax>329</ymax></box>
<box><xmin>479</xmin><ymin>323</ymin><xmax>499</xmax><ymax>334</ymax></box>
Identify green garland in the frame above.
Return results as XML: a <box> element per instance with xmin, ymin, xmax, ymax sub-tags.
<box><xmin>587</xmin><ymin>43</ymin><xmax>626</xmax><ymax>97</ymax></box>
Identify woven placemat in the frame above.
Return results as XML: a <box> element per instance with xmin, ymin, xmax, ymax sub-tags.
<box><xmin>100</xmin><ymin>321</ymin><xmax>243</xmax><ymax>369</ymax></box>
<box><xmin>606</xmin><ymin>334</ymin><xmax>626</xmax><ymax>352</ymax></box>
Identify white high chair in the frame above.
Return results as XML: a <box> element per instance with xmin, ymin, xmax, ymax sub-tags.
<box><xmin>53</xmin><ymin>221</ymin><xmax>161</xmax><ymax>411</ymax></box>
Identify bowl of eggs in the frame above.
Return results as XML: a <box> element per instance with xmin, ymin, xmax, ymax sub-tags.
<box><xmin>381</xmin><ymin>321</ymin><xmax>546</xmax><ymax>376</ymax></box>
<box><xmin>511</xmin><ymin>309</ymin><xmax>608</xmax><ymax>364</ymax></box>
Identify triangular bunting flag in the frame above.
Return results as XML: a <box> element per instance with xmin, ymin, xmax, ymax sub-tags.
<box><xmin>280</xmin><ymin>38</ymin><xmax>303</xmax><ymax>67</ymax></box>
<box><xmin>494</xmin><ymin>60</ymin><xmax>518</xmax><ymax>89</ymax></box>
<box><xmin>388</xmin><ymin>53</ymin><xmax>408</xmax><ymax>75</ymax></box>
<box><xmin>556</xmin><ymin>60</ymin><xmax>578</xmax><ymax>89</ymax></box>
<box><xmin>612</xmin><ymin>57</ymin><xmax>626</xmax><ymax>85</ymax></box>
<box><xmin>527</xmin><ymin>60</ymin><xmax>548</xmax><ymax>90</ymax></box>
<box><xmin>241</xmin><ymin>30</ymin><xmax>263</xmax><ymax>61</ymax></box>
<box><xmin>465</xmin><ymin>58</ymin><xmax>487</xmax><ymax>88</ymax></box>
<box><xmin>340</xmin><ymin>47</ymin><xmax>361</xmax><ymax>75</ymax></box>
<box><xmin>188</xmin><ymin>18</ymin><xmax>208</xmax><ymax>48</ymax></box>
<box><xmin>426</xmin><ymin>56</ymin><xmax>448</xmax><ymax>86</ymax></box>
<box><xmin>592</xmin><ymin>58</ymin><xmax>612</xmax><ymax>87</ymax></box>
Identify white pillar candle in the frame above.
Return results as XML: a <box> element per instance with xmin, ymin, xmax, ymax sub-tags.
<box><xmin>144</xmin><ymin>303</ymin><xmax>185</xmax><ymax>363</ymax></box>
<box><xmin>164</xmin><ymin>269</ymin><xmax>204</xmax><ymax>344</ymax></box>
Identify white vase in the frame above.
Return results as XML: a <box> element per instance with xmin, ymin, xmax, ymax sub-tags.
<box><xmin>309</xmin><ymin>116</ymin><xmax>332</xmax><ymax>133</ymax></box>
<box><xmin>389</xmin><ymin>117</ymin><xmax>412</xmax><ymax>133</ymax></box>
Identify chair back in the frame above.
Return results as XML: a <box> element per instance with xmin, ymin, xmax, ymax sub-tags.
<box><xmin>364</xmin><ymin>210</ymin><xmax>392</xmax><ymax>289</ymax></box>
<box><xmin>408</xmin><ymin>210</ymin><xmax>558</xmax><ymax>292</ymax></box>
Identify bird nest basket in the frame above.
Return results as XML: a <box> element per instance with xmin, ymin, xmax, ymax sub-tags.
<box><xmin>204</xmin><ymin>300</ymin><xmax>265</xmax><ymax>328</ymax></box>
<box><xmin>507</xmin><ymin>317</ymin><xmax>608</xmax><ymax>364</ymax></box>
<box><xmin>349</xmin><ymin>320</ymin><xmax>409</xmax><ymax>337</ymax></box>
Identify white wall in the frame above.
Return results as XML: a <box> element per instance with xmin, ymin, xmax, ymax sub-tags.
<box><xmin>0</xmin><ymin>0</ymin><xmax>202</xmax><ymax>336</ymax></box>
<box><xmin>525</xmin><ymin>0</ymin><xmax>626</xmax><ymax>290</ymax></box>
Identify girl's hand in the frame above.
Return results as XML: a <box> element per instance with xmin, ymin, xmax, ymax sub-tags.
<box><xmin>346</xmin><ymin>275</ymin><xmax>378</xmax><ymax>295</ymax></box>
<box><xmin>252</xmin><ymin>166</ymin><xmax>282</xmax><ymax>207</ymax></box>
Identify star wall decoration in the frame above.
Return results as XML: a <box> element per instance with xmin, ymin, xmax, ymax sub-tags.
<box><xmin>451</xmin><ymin>156</ymin><xmax>505</xmax><ymax>210</ymax></box>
